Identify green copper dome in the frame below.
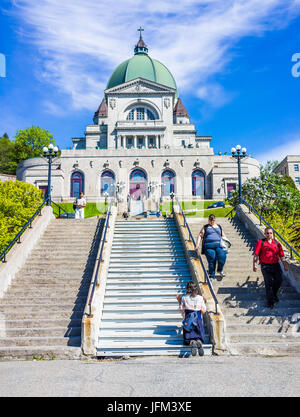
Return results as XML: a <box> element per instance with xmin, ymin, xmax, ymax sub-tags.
<box><xmin>106</xmin><ymin>33</ymin><xmax>178</xmax><ymax>97</ymax></box>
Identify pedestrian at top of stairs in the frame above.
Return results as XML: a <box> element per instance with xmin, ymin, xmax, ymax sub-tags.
<box><xmin>176</xmin><ymin>281</ymin><xmax>206</xmax><ymax>356</ymax></box>
<box><xmin>74</xmin><ymin>192</ymin><xmax>86</xmax><ymax>219</ymax></box>
<box><xmin>253</xmin><ymin>227</ymin><xmax>288</xmax><ymax>309</ymax></box>
<box><xmin>195</xmin><ymin>214</ymin><xmax>227</xmax><ymax>279</ymax></box>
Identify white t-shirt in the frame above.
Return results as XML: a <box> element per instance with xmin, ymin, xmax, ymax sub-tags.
<box><xmin>180</xmin><ymin>294</ymin><xmax>206</xmax><ymax>313</ymax></box>
<box><xmin>76</xmin><ymin>197</ymin><xmax>86</xmax><ymax>209</ymax></box>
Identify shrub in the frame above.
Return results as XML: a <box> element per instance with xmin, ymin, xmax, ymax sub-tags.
<box><xmin>0</xmin><ymin>180</ymin><xmax>44</xmax><ymax>254</ymax></box>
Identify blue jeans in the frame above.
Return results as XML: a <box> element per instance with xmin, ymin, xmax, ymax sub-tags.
<box><xmin>204</xmin><ymin>241</ymin><xmax>227</xmax><ymax>278</ymax></box>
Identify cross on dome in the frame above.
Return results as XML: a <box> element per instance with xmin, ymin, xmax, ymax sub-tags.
<box><xmin>138</xmin><ymin>26</ymin><xmax>144</xmax><ymax>39</ymax></box>
<box><xmin>134</xmin><ymin>26</ymin><xmax>148</xmax><ymax>55</ymax></box>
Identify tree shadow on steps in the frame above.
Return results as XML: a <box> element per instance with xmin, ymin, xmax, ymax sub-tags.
<box><xmin>64</xmin><ymin>218</ymin><xmax>105</xmax><ymax>346</ymax></box>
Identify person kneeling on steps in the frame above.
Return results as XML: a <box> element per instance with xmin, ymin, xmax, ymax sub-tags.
<box><xmin>176</xmin><ymin>281</ymin><xmax>206</xmax><ymax>357</ymax></box>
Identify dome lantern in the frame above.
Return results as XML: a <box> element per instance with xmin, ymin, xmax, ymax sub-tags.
<box><xmin>106</xmin><ymin>28</ymin><xmax>178</xmax><ymax>97</ymax></box>
<box><xmin>134</xmin><ymin>26</ymin><xmax>148</xmax><ymax>55</ymax></box>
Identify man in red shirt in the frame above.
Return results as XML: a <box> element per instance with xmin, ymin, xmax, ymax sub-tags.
<box><xmin>253</xmin><ymin>227</ymin><xmax>288</xmax><ymax>309</ymax></box>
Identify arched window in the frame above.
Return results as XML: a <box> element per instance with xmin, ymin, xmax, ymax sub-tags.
<box><xmin>127</xmin><ymin>109</ymin><xmax>134</xmax><ymax>120</ymax></box>
<box><xmin>101</xmin><ymin>171</ymin><xmax>115</xmax><ymax>197</ymax></box>
<box><xmin>130</xmin><ymin>169</ymin><xmax>147</xmax><ymax>200</ymax></box>
<box><xmin>126</xmin><ymin>106</ymin><xmax>158</xmax><ymax>120</ymax></box>
<box><xmin>147</xmin><ymin>109</ymin><xmax>155</xmax><ymax>120</ymax></box>
<box><xmin>192</xmin><ymin>170</ymin><xmax>205</xmax><ymax>197</ymax></box>
<box><xmin>70</xmin><ymin>171</ymin><xmax>84</xmax><ymax>197</ymax></box>
<box><xmin>136</xmin><ymin>107</ymin><xmax>145</xmax><ymax>120</ymax></box>
<box><xmin>161</xmin><ymin>170</ymin><xmax>176</xmax><ymax>196</ymax></box>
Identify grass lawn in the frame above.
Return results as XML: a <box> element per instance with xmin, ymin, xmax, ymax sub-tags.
<box><xmin>184</xmin><ymin>207</ymin><xmax>234</xmax><ymax>218</ymax></box>
<box><xmin>160</xmin><ymin>200</ymin><xmax>234</xmax><ymax>217</ymax></box>
<box><xmin>52</xmin><ymin>202</ymin><xmax>106</xmax><ymax>218</ymax></box>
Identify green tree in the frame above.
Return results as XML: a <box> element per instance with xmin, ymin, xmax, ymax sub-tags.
<box><xmin>0</xmin><ymin>136</ymin><xmax>16</xmax><ymax>175</ymax></box>
<box><xmin>14</xmin><ymin>126</ymin><xmax>55</xmax><ymax>163</ymax></box>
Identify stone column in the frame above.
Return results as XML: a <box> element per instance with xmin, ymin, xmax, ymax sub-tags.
<box><xmin>134</xmin><ymin>135</ymin><xmax>137</xmax><ymax>149</ymax></box>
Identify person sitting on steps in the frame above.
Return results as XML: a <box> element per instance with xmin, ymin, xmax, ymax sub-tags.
<box><xmin>176</xmin><ymin>281</ymin><xmax>207</xmax><ymax>357</ymax></box>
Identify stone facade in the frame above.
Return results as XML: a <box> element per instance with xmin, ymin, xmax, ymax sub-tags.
<box><xmin>16</xmin><ymin>38</ymin><xmax>260</xmax><ymax>203</ymax></box>
<box><xmin>0</xmin><ymin>173</ymin><xmax>16</xmax><ymax>182</ymax></box>
<box><xmin>274</xmin><ymin>155</ymin><xmax>300</xmax><ymax>190</ymax></box>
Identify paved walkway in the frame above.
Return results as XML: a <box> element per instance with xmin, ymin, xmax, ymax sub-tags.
<box><xmin>1</xmin><ymin>356</ymin><xmax>300</xmax><ymax>397</ymax></box>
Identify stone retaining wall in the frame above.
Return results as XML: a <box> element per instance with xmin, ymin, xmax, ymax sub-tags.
<box><xmin>236</xmin><ymin>204</ymin><xmax>300</xmax><ymax>293</ymax></box>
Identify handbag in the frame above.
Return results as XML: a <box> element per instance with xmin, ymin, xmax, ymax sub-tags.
<box><xmin>73</xmin><ymin>199</ymin><xmax>77</xmax><ymax>211</ymax></box>
<box><xmin>182</xmin><ymin>311</ymin><xmax>198</xmax><ymax>332</ymax></box>
<box><xmin>220</xmin><ymin>237</ymin><xmax>231</xmax><ymax>253</ymax></box>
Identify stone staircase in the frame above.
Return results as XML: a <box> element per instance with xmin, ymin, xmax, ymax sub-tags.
<box><xmin>0</xmin><ymin>217</ymin><xmax>103</xmax><ymax>360</ymax></box>
<box><xmin>190</xmin><ymin>216</ymin><xmax>300</xmax><ymax>356</ymax></box>
<box><xmin>97</xmin><ymin>218</ymin><xmax>212</xmax><ymax>357</ymax></box>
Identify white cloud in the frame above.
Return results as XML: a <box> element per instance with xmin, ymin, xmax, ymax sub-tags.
<box><xmin>256</xmin><ymin>134</ymin><xmax>300</xmax><ymax>165</ymax></box>
<box><xmin>7</xmin><ymin>0</ymin><xmax>300</xmax><ymax>112</ymax></box>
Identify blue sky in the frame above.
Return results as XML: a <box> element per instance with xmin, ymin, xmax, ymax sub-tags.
<box><xmin>1</xmin><ymin>0</ymin><xmax>300</xmax><ymax>164</ymax></box>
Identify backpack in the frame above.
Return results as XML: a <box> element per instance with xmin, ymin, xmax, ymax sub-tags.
<box><xmin>258</xmin><ymin>238</ymin><xmax>280</xmax><ymax>262</ymax></box>
<box><xmin>201</xmin><ymin>224</ymin><xmax>223</xmax><ymax>254</ymax></box>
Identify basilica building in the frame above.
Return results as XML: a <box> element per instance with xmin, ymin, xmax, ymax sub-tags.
<box><xmin>17</xmin><ymin>31</ymin><xmax>260</xmax><ymax>206</ymax></box>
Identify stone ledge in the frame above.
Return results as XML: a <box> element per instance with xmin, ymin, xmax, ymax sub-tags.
<box><xmin>81</xmin><ymin>207</ymin><xmax>117</xmax><ymax>357</ymax></box>
<box><xmin>173</xmin><ymin>211</ymin><xmax>227</xmax><ymax>355</ymax></box>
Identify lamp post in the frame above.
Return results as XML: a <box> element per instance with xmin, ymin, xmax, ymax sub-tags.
<box><xmin>43</xmin><ymin>144</ymin><xmax>59</xmax><ymax>205</ymax></box>
<box><xmin>104</xmin><ymin>192</ymin><xmax>108</xmax><ymax>213</ymax></box>
<box><xmin>170</xmin><ymin>191</ymin><xmax>175</xmax><ymax>213</ymax></box>
<box><xmin>231</xmin><ymin>145</ymin><xmax>247</xmax><ymax>203</ymax></box>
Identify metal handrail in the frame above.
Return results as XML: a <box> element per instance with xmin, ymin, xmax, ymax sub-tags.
<box><xmin>225</xmin><ymin>208</ymin><xmax>235</xmax><ymax>218</ymax></box>
<box><xmin>87</xmin><ymin>199</ymin><xmax>113</xmax><ymax>315</ymax></box>
<box><xmin>51</xmin><ymin>200</ymin><xmax>73</xmax><ymax>218</ymax></box>
<box><xmin>174</xmin><ymin>196</ymin><xmax>219</xmax><ymax>315</ymax></box>
<box><xmin>0</xmin><ymin>197</ymin><xmax>48</xmax><ymax>263</ymax></box>
<box><xmin>241</xmin><ymin>198</ymin><xmax>300</xmax><ymax>260</ymax></box>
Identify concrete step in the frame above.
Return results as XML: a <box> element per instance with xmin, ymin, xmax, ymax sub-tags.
<box><xmin>225</xmin><ymin>323</ymin><xmax>292</xmax><ymax>333</ymax></box>
<box><xmin>0</xmin><ymin>346</ymin><xmax>82</xmax><ymax>360</ymax></box>
<box><xmin>105</xmin><ymin>286</ymin><xmax>186</xmax><ymax>293</ymax></box>
<box><xmin>96</xmin><ymin>345</ymin><xmax>212</xmax><ymax>357</ymax></box>
<box><xmin>1</xmin><ymin>318</ymin><xmax>82</xmax><ymax>329</ymax></box>
<box><xmin>103</xmin><ymin>303</ymin><xmax>179</xmax><ymax>310</ymax></box>
<box><xmin>219</xmin><ymin>298</ymin><xmax>300</xmax><ymax>308</ymax></box>
<box><xmin>226</xmin><ymin>342</ymin><xmax>300</xmax><ymax>356</ymax></box>
<box><xmin>104</xmin><ymin>296</ymin><xmax>181</xmax><ymax>303</ymax></box>
<box><xmin>107</xmin><ymin>271</ymin><xmax>191</xmax><ymax>278</ymax></box>
<box><xmin>227</xmin><ymin>333</ymin><xmax>299</xmax><ymax>343</ymax></box>
<box><xmin>2</xmin><ymin>327</ymin><xmax>81</xmax><ymax>338</ymax></box>
<box><xmin>108</xmin><ymin>266</ymin><xmax>190</xmax><ymax>271</ymax></box>
<box><xmin>101</xmin><ymin>312</ymin><xmax>182</xmax><ymax>320</ymax></box>
<box><xmin>100</xmin><ymin>321</ymin><xmax>182</xmax><ymax>329</ymax></box>
<box><xmin>6</xmin><ymin>288</ymin><xmax>89</xmax><ymax>297</ymax></box>
<box><xmin>0</xmin><ymin>296</ymin><xmax>87</xmax><ymax>305</ymax></box>
<box><xmin>217</xmin><ymin>292</ymin><xmax>300</xmax><ymax>301</ymax></box>
<box><xmin>0</xmin><ymin>310</ymin><xmax>85</xmax><ymax>320</ymax></box>
<box><xmin>0</xmin><ymin>304</ymin><xmax>85</xmax><ymax>313</ymax></box>
<box><xmin>0</xmin><ymin>336</ymin><xmax>81</xmax><ymax>347</ymax></box>
<box><xmin>106</xmin><ymin>280</ymin><xmax>189</xmax><ymax>287</ymax></box>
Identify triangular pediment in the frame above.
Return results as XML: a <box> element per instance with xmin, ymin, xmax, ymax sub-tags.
<box><xmin>105</xmin><ymin>77</ymin><xmax>176</xmax><ymax>95</ymax></box>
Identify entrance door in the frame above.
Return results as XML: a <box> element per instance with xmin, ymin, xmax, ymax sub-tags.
<box><xmin>130</xmin><ymin>169</ymin><xmax>147</xmax><ymax>200</ymax></box>
<box><xmin>192</xmin><ymin>170</ymin><xmax>205</xmax><ymax>197</ymax></box>
<box><xmin>161</xmin><ymin>170</ymin><xmax>176</xmax><ymax>196</ymax></box>
<box><xmin>227</xmin><ymin>183</ymin><xmax>236</xmax><ymax>198</ymax></box>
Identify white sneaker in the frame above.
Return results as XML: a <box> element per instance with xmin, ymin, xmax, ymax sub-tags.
<box><xmin>219</xmin><ymin>271</ymin><xmax>226</xmax><ymax>278</ymax></box>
